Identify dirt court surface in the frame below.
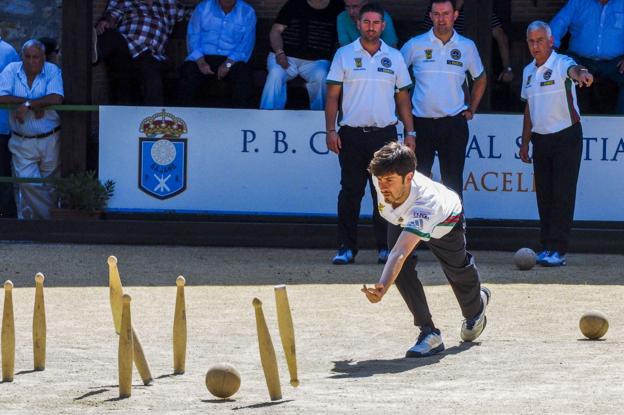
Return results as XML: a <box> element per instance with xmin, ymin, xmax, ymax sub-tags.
<box><xmin>1</xmin><ymin>243</ymin><xmax>624</xmax><ymax>414</ymax></box>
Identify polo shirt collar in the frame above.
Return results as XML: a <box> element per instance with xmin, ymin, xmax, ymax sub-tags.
<box><xmin>17</xmin><ymin>62</ymin><xmax>46</xmax><ymax>82</ymax></box>
<box><xmin>533</xmin><ymin>50</ymin><xmax>557</xmax><ymax>71</ymax></box>
<box><xmin>427</xmin><ymin>28</ymin><xmax>458</xmax><ymax>46</ymax></box>
<box><xmin>354</xmin><ymin>38</ymin><xmax>388</xmax><ymax>55</ymax></box>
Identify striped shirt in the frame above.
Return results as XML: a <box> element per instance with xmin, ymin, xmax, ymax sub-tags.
<box><xmin>0</xmin><ymin>38</ymin><xmax>19</xmax><ymax>135</ymax></box>
<box><xmin>422</xmin><ymin>6</ymin><xmax>502</xmax><ymax>34</ymax></box>
<box><xmin>0</xmin><ymin>62</ymin><xmax>64</xmax><ymax>136</ymax></box>
<box><xmin>103</xmin><ymin>0</ymin><xmax>186</xmax><ymax>61</ymax></box>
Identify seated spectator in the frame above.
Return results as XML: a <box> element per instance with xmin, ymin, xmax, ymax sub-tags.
<box><xmin>260</xmin><ymin>0</ymin><xmax>344</xmax><ymax>110</ymax></box>
<box><xmin>0</xmin><ymin>39</ymin><xmax>64</xmax><ymax>220</ymax></box>
<box><xmin>38</xmin><ymin>37</ymin><xmax>60</xmax><ymax>65</ymax></box>
<box><xmin>95</xmin><ymin>0</ymin><xmax>186</xmax><ymax>106</ymax></box>
<box><xmin>0</xmin><ymin>36</ymin><xmax>19</xmax><ymax>218</ymax></box>
<box><xmin>177</xmin><ymin>0</ymin><xmax>256</xmax><ymax>108</ymax></box>
<box><xmin>337</xmin><ymin>0</ymin><xmax>398</xmax><ymax>47</ymax></box>
<box><xmin>422</xmin><ymin>0</ymin><xmax>514</xmax><ymax>83</ymax></box>
<box><xmin>550</xmin><ymin>0</ymin><xmax>624</xmax><ymax>114</ymax></box>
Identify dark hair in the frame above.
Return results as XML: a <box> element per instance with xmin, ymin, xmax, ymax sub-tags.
<box><xmin>359</xmin><ymin>2</ymin><xmax>385</xmax><ymax>20</ymax></box>
<box><xmin>368</xmin><ymin>142</ymin><xmax>416</xmax><ymax>178</ymax></box>
<box><xmin>430</xmin><ymin>0</ymin><xmax>457</xmax><ymax>11</ymax></box>
<box><xmin>38</xmin><ymin>37</ymin><xmax>59</xmax><ymax>54</ymax></box>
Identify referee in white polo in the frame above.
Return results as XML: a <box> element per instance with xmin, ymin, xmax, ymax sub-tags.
<box><xmin>519</xmin><ymin>21</ymin><xmax>593</xmax><ymax>267</ymax></box>
<box><xmin>400</xmin><ymin>0</ymin><xmax>486</xmax><ymax>200</ymax></box>
<box><xmin>325</xmin><ymin>2</ymin><xmax>415</xmax><ymax>265</ymax></box>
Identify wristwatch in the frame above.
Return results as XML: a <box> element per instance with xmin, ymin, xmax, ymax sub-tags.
<box><xmin>406</xmin><ymin>131</ymin><xmax>416</xmax><ymax>137</ymax></box>
<box><xmin>225</xmin><ymin>61</ymin><xmax>233</xmax><ymax>69</ymax></box>
<box><xmin>505</xmin><ymin>66</ymin><xmax>513</xmax><ymax>72</ymax></box>
<box><xmin>24</xmin><ymin>100</ymin><xmax>31</xmax><ymax>109</ymax></box>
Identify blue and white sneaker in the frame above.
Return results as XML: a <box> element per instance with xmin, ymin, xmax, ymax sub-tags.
<box><xmin>405</xmin><ymin>328</ymin><xmax>445</xmax><ymax>358</ymax></box>
<box><xmin>377</xmin><ymin>249</ymin><xmax>389</xmax><ymax>264</ymax></box>
<box><xmin>536</xmin><ymin>250</ymin><xmax>550</xmax><ymax>265</ymax></box>
<box><xmin>543</xmin><ymin>251</ymin><xmax>566</xmax><ymax>267</ymax></box>
<box><xmin>461</xmin><ymin>287</ymin><xmax>491</xmax><ymax>342</ymax></box>
<box><xmin>332</xmin><ymin>248</ymin><xmax>354</xmax><ymax>265</ymax></box>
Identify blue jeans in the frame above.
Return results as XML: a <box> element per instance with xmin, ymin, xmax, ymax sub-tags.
<box><xmin>568</xmin><ymin>53</ymin><xmax>624</xmax><ymax>114</ymax></box>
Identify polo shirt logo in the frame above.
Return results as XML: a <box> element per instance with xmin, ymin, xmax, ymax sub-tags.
<box><xmin>397</xmin><ymin>217</ymin><xmax>404</xmax><ymax>223</ymax></box>
<box><xmin>354</xmin><ymin>58</ymin><xmax>362</xmax><ymax>68</ymax></box>
<box><xmin>381</xmin><ymin>57</ymin><xmax>392</xmax><ymax>68</ymax></box>
<box><xmin>450</xmin><ymin>49</ymin><xmax>461</xmax><ymax>60</ymax></box>
<box><xmin>543</xmin><ymin>69</ymin><xmax>552</xmax><ymax>81</ymax></box>
<box><xmin>377</xmin><ymin>67</ymin><xmax>395</xmax><ymax>74</ymax></box>
<box><xmin>425</xmin><ymin>49</ymin><xmax>433</xmax><ymax>60</ymax></box>
<box><xmin>540</xmin><ymin>80</ymin><xmax>555</xmax><ymax>86</ymax></box>
<box><xmin>377</xmin><ymin>202</ymin><xmax>385</xmax><ymax>212</ymax></box>
<box><xmin>446</xmin><ymin>60</ymin><xmax>463</xmax><ymax>67</ymax></box>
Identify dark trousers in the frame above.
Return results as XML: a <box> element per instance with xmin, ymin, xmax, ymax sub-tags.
<box><xmin>99</xmin><ymin>29</ymin><xmax>165</xmax><ymax>106</ymax></box>
<box><xmin>531</xmin><ymin>122</ymin><xmax>583</xmax><ymax>255</ymax></box>
<box><xmin>0</xmin><ymin>133</ymin><xmax>16</xmax><ymax>217</ymax></box>
<box><xmin>414</xmin><ymin>113</ymin><xmax>469</xmax><ymax>200</ymax></box>
<box><xmin>337</xmin><ymin>125</ymin><xmax>396</xmax><ymax>253</ymax></box>
<box><xmin>388</xmin><ymin>218</ymin><xmax>481</xmax><ymax>328</ymax></box>
<box><xmin>568</xmin><ymin>53</ymin><xmax>624</xmax><ymax>114</ymax></box>
<box><xmin>177</xmin><ymin>56</ymin><xmax>253</xmax><ymax>108</ymax></box>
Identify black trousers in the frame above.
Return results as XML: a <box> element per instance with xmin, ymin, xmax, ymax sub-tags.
<box><xmin>531</xmin><ymin>122</ymin><xmax>583</xmax><ymax>254</ymax></box>
<box><xmin>99</xmin><ymin>29</ymin><xmax>165</xmax><ymax>106</ymax></box>
<box><xmin>388</xmin><ymin>218</ymin><xmax>482</xmax><ymax>328</ymax></box>
<box><xmin>176</xmin><ymin>56</ymin><xmax>253</xmax><ymax>108</ymax></box>
<box><xmin>0</xmin><ymin>133</ymin><xmax>16</xmax><ymax>217</ymax></box>
<box><xmin>337</xmin><ymin>125</ymin><xmax>396</xmax><ymax>253</ymax></box>
<box><xmin>414</xmin><ymin>113</ymin><xmax>469</xmax><ymax>200</ymax></box>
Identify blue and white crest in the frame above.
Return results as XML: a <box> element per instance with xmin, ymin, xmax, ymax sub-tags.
<box><xmin>139</xmin><ymin>138</ymin><xmax>187</xmax><ymax>199</ymax></box>
<box><xmin>381</xmin><ymin>57</ymin><xmax>392</xmax><ymax>68</ymax></box>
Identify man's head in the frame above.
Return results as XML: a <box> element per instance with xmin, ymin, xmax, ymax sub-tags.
<box><xmin>345</xmin><ymin>0</ymin><xmax>367</xmax><ymax>22</ymax></box>
<box><xmin>38</xmin><ymin>37</ymin><xmax>60</xmax><ymax>64</ymax></box>
<box><xmin>357</xmin><ymin>3</ymin><xmax>386</xmax><ymax>42</ymax></box>
<box><xmin>526</xmin><ymin>21</ymin><xmax>554</xmax><ymax>65</ymax></box>
<box><xmin>369</xmin><ymin>142</ymin><xmax>416</xmax><ymax>206</ymax></box>
<box><xmin>430</xmin><ymin>0</ymin><xmax>458</xmax><ymax>38</ymax></box>
<box><xmin>21</xmin><ymin>39</ymin><xmax>46</xmax><ymax>76</ymax></box>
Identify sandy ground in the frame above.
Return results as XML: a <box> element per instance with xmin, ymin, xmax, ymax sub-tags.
<box><xmin>0</xmin><ymin>243</ymin><xmax>623</xmax><ymax>414</ymax></box>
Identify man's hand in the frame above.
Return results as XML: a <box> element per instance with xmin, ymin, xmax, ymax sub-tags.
<box><xmin>217</xmin><ymin>62</ymin><xmax>230</xmax><ymax>80</ymax></box>
<box><xmin>519</xmin><ymin>142</ymin><xmax>531</xmax><ymax>163</ymax></box>
<box><xmin>576</xmin><ymin>71</ymin><xmax>594</xmax><ymax>88</ymax></box>
<box><xmin>462</xmin><ymin>109</ymin><xmax>474</xmax><ymax>121</ymax></box>
<box><xmin>497</xmin><ymin>68</ymin><xmax>514</xmax><ymax>83</ymax></box>
<box><xmin>326</xmin><ymin>130</ymin><xmax>341</xmax><ymax>154</ymax></box>
<box><xmin>618</xmin><ymin>58</ymin><xmax>624</xmax><ymax>74</ymax></box>
<box><xmin>361</xmin><ymin>284</ymin><xmax>386</xmax><ymax>304</ymax></box>
<box><xmin>276</xmin><ymin>53</ymin><xmax>289</xmax><ymax>70</ymax></box>
<box><xmin>196</xmin><ymin>60</ymin><xmax>214</xmax><ymax>75</ymax></box>
<box><xmin>404</xmin><ymin>136</ymin><xmax>416</xmax><ymax>152</ymax></box>
<box><xmin>95</xmin><ymin>19</ymin><xmax>113</xmax><ymax>35</ymax></box>
<box><xmin>14</xmin><ymin>103</ymin><xmax>29</xmax><ymax>124</ymax></box>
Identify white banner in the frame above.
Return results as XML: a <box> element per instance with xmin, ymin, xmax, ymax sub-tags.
<box><xmin>99</xmin><ymin>106</ymin><xmax>624</xmax><ymax>221</ymax></box>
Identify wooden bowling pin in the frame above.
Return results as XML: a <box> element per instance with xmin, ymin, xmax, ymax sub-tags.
<box><xmin>252</xmin><ymin>298</ymin><xmax>282</xmax><ymax>401</ymax></box>
<box><xmin>173</xmin><ymin>276</ymin><xmax>186</xmax><ymax>375</ymax></box>
<box><xmin>33</xmin><ymin>273</ymin><xmax>46</xmax><ymax>371</ymax></box>
<box><xmin>274</xmin><ymin>285</ymin><xmax>299</xmax><ymax>387</ymax></box>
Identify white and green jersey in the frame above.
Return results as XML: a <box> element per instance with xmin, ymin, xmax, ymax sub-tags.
<box><xmin>373</xmin><ymin>171</ymin><xmax>463</xmax><ymax>241</ymax></box>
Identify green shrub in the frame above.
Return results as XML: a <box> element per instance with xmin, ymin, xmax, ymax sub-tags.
<box><xmin>51</xmin><ymin>171</ymin><xmax>115</xmax><ymax>212</ymax></box>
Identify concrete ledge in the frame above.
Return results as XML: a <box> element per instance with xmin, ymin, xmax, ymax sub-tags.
<box><xmin>0</xmin><ymin>218</ymin><xmax>621</xmax><ymax>254</ymax></box>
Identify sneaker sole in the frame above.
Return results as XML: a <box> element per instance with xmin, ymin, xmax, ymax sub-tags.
<box><xmin>332</xmin><ymin>258</ymin><xmax>355</xmax><ymax>265</ymax></box>
<box><xmin>542</xmin><ymin>261</ymin><xmax>566</xmax><ymax>267</ymax></box>
<box><xmin>405</xmin><ymin>343</ymin><xmax>445</xmax><ymax>358</ymax></box>
<box><xmin>461</xmin><ymin>288</ymin><xmax>491</xmax><ymax>341</ymax></box>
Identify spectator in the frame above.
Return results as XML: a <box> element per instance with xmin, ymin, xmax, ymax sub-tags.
<box><xmin>95</xmin><ymin>0</ymin><xmax>186</xmax><ymax>106</ymax></box>
<box><xmin>260</xmin><ymin>0</ymin><xmax>344</xmax><ymax>110</ymax></box>
<box><xmin>422</xmin><ymin>0</ymin><xmax>514</xmax><ymax>83</ymax></box>
<box><xmin>401</xmin><ymin>0</ymin><xmax>487</xmax><ymax>200</ymax></box>
<box><xmin>550</xmin><ymin>0</ymin><xmax>624</xmax><ymax>114</ymax></box>
<box><xmin>0</xmin><ymin>36</ymin><xmax>19</xmax><ymax>218</ymax></box>
<box><xmin>519</xmin><ymin>21</ymin><xmax>593</xmax><ymax>267</ymax></box>
<box><xmin>38</xmin><ymin>37</ymin><xmax>60</xmax><ymax>65</ymax></box>
<box><xmin>337</xmin><ymin>0</ymin><xmax>398</xmax><ymax>47</ymax></box>
<box><xmin>177</xmin><ymin>0</ymin><xmax>256</xmax><ymax>108</ymax></box>
<box><xmin>0</xmin><ymin>39</ymin><xmax>64</xmax><ymax>220</ymax></box>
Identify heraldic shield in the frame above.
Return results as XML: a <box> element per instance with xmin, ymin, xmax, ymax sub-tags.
<box><xmin>138</xmin><ymin>110</ymin><xmax>188</xmax><ymax>200</ymax></box>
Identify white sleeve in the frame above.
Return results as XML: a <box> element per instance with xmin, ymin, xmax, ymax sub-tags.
<box><xmin>394</xmin><ymin>53</ymin><xmax>412</xmax><ymax>90</ymax></box>
<box><xmin>326</xmin><ymin>48</ymin><xmax>345</xmax><ymax>84</ymax></box>
<box><xmin>467</xmin><ymin>42</ymin><xmax>485</xmax><ymax>79</ymax></box>
<box><xmin>400</xmin><ymin>39</ymin><xmax>414</xmax><ymax>67</ymax></box>
<box><xmin>559</xmin><ymin>54</ymin><xmax>577</xmax><ymax>79</ymax></box>
<box><xmin>520</xmin><ymin>68</ymin><xmax>528</xmax><ymax>101</ymax></box>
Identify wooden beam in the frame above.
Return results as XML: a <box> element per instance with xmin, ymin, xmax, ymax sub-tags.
<box><xmin>463</xmin><ymin>0</ymin><xmax>492</xmax><ymax>111</ymax></box>
<box><xmin>61</xmin><ymin>0</ymin><xmax>93</xmax><ymax>173</ymax></box>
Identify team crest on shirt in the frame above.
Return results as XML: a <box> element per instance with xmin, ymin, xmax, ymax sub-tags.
<box><xmin>450</xmin><ymin>49</ymin><xmax>461</xmax><ymax>60</ymax></box>
<box><xmin>138</xmin><ymin>109</ymin><xmax>188</xmax><ymax>200</ymax></box>
<box><xmin>354</xmin><ymin>57</ymin><xmax>363</xmax><ymax>68</ymax></box>
<box><xmin>543</xmin><ymin>69</ymin><xmax>552</xmax><ymax>80</ymax></box>
<box><xmin>377</xmin><ymin>202</ymin><xmax>385</xmax><ymax>212</ymax></box>
<box><xmin>381</xmin><ymin>57</ymin><xmax>392</xmax><ymax>68</ymax></box>
<box><xmin>425</xmin><ymin>49</ymin><xmax>433</xmax><ymax>60</ymax></box>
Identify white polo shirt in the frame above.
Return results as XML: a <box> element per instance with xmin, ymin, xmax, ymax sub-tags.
<box><xmin>521</xmin><ymin>51</ymin><xmax>580</xmax><ymax>135</ymax></box>
<box><xmin>326</xmin><ymin>39</ymin><xmax>412</xmax><ymax>128</ymax></box>
<box><xmin>401</xmin><ymin>29</ymin><xmax>484</xmax><ymax>118</ymax></box>
<box><xmin>372</xmin><ymin>171</ymin><xmax>463</xmax><ymax>242</ymax></box>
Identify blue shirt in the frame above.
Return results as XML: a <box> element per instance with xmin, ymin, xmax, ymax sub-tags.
<box><xmin>336</xmin><ymin>11</ymin><xmax>398</xmax><ymax>47</ymax></box>
<box><xmin>550</xmin><ymin>0</ymin><xmax>624</xmax><ymax>60</ymax></box>
<box><xmin>0</xmin><ymin>38</ymin><xmax>19</xmax><ymax>135</ymax></box>
<box><xmin>186</xmin><ymin>0</ymin><xmax>256</xmax><ymax>63</ymax></box>
<box><xmin>0</xmin><ymin>62</ymin><xmax>64</xmax><ymax>136</ymax></box>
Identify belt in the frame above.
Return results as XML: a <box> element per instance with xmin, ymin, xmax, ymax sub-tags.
<box><xmin>343</xmin><ymin>124</ymin><xmax>396</xmax><ymax>133</ymax></box>
<box><xmin>12</xmin><ymin>126</ymin><xmax>61</xmax><ymax>139</ymax></box>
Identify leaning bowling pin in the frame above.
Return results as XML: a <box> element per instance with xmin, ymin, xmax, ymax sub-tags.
<box><xmin>119</xmin><ymin>295</ymin><xmax>134</xmax><ymax>398</ymax></box>
<box><xmin>33</xmin><ymin>273</ymin><xmax>46</xmax><ymax>371</ymax></box>
<box><xmin>252</xmin><ymin>298</ymin><xmax>282</xmax><ymax>401</ymax></box>
<box><xmin>132</xmin><ymin>327</ymin><xmax>154</xmax><ymax>385</ymax></box>
<box><xmin>173</xmin><ymin>276</ymin><xmax>186</xmax><ymax>375</ymax></box>
<box><xmin>108</xmin><ymin>256</ymin><xmax>123</xmax><ymax>334</ymax></box>
<box><xmin>274</xmin><ymin>285</ymin><xmax>299</xmax><ymax>387</ymax></box>
<box><xmin>2</xmin><ymin>281</ymin><xmax>15</xmax><ymax>382</ymax></box>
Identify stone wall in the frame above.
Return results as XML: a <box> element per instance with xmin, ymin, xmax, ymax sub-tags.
<box><xmin>0</xmin><ymin>0</ymin><xmax>63</xmax><ymax>52</ymax></box>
